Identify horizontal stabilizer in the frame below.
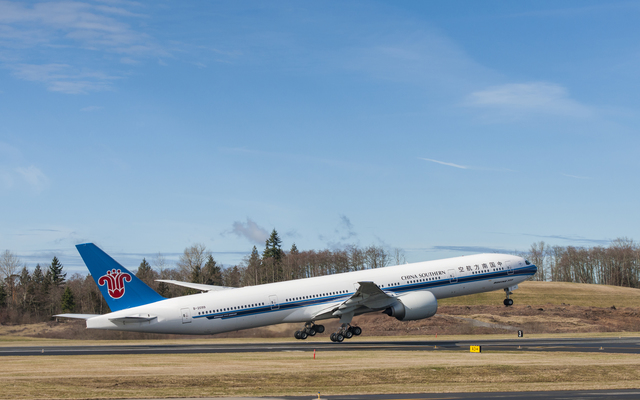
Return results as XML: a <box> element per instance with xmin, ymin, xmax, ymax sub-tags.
<box><xmin>54</xmin><ymin>314</ymin><xmax>101</xmax><ymax>320</ymax></box>
<box><xmin>156</xmin><ymin>279</ymin><xmax>233</xmax><ymax>292</ymax></box>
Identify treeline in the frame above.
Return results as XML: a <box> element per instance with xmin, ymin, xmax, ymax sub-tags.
<box><xmin>524</xmin><ymin>238</ymin><xmax>640</xmax><ymax>288</ymax></box>
<box><xmin>2</xmin><ymin>232</ymin><xmax>638</xmax><ymax>325</ymax></box>
<box><xmin>0</xmin><ymin>230</ymin><xmax>400</xmax><ymax>324</ymax></box>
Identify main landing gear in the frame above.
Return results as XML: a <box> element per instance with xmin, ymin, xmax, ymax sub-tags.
<box><xmin>294</xmin><ymin>322</ymin><xmax>325</xmax><ymax>340</ymax></box>
<box><xmin>503</xmin><ymin>287</ymin><xmax>514</xmax><ymax>307</ymax></box>
<box><xmin>329</xmin><ymin>324</ymin><xmax>362</xmax><ymax>342</ymax></box>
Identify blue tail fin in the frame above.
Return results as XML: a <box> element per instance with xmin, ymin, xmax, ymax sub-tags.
<box><xmin>76</xmin><ymin>243</ymin><xmax>164</xmax><ymax>312</ymax></box>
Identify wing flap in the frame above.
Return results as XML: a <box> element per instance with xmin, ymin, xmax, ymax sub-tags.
<box><xmin>312</xmin><ymin>281</ymin><xmax>397</xmax><ymax>320</ymax></box>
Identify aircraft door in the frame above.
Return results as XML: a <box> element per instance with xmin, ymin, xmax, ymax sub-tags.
<box><xmin>505</xmin><ymin>261</ymin><xmax>514</xmax><ymax>275</ymax></box>
<box><xmin>269</xmin><ymin>295</ymin><xmax>279</xmax><ymax>310</ymax></box>
<box><xmin>181</xmin><ymin>308</ymin><xmax>191</xmax><ymax>324</ymax></box>
<box><xmin>447</xmin><ymin>269</ymin><xmax>458</xmax><ymax>283</ymax></box>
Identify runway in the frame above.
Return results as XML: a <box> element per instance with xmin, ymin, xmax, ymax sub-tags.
<box><xmin>1</xmin><ymin>336</ymin><xmax>639</xmax><ymax>356</ymax></box>
<box><xmin>208</xmin><ymin>390</ymin><xmax>640</xmax><ymax>400</ymax></box>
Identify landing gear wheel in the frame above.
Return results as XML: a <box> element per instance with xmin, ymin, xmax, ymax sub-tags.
<box><xmin>335</xmin><ymin>333</ymin><xmax>344</xmax><ymax>343</ymax></box>
<box><xmin>330</xmin><ymin>333</ymin><xmax>337</xmax><ymax>342</ymax></box>
<box><xmin>504</xmin><ymin>298</ymin><xmax>513</xmax><ymax>307</ymax></box>
<box><xmin>307</xmin><ymin>328</ymin><xmax>316</xmax><ymax>336</ymax></box>
<box><xmin>315</xmin><ymin>325</ymin><xmax>325</xmax><ymax>333</ymax></box>
<box><xmin>294</xmin><ymin>330</ymin><xmax>301</xmax><ymax>339</ymax></box>
<box><xmin>300</xmin><ymin>331</ymin><xmax>308</xmax><ymax>340</ymax></box>
<box><xmin>344</xmin><ymin>329</ymin><xmax>353</xmax><ymax>339</ymax></box>
<box><xmin>352</xmin><ymin>326</ymin><xmax>362</xmax><ymax>335</ymax></box>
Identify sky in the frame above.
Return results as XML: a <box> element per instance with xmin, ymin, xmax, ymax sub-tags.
<box><xmin>2</xmin><ymin>1</ymin><xmax>640</xmax><ymax>274</ymax></box>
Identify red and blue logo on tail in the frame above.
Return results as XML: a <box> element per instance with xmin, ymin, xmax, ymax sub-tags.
<box><xmin>76</xmin><ymin>243</ymin><xmax>164</xmax><ymax>312</ymax></box>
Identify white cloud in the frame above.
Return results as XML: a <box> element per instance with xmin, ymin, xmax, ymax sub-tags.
<box><xmin>10</xmin><ymin>63</ymin><xmax>118</xmax><ymax>94</ymax></box>
<box><xmin>15</xmin><ymin>165</ymin><xmax>49</xmax><ymax>192</ymax></box>
<box><xmin>229</xmin><ymin>218</ymin><xmax>269</xmax><ymax>245</ymax></box>
<box><xmin>419</xmin><ymin>157</ymin><xmax>468</xmax><ymax>169</ymax></box>
<box><xmin>0</xmin><ymin>0</ymin><xmax>167</xmax><ymax>93</ymax></box>
<box><xmin>465</xmin><ymin>82</ymin><xmax>592</xmax><ymax>118</ymax></box>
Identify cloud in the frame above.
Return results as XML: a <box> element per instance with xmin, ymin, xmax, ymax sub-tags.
<box><xmin>0</xmin><ymin>0</ymin><xmax>167</xmax><ymax>93</ymax></box>
<box><xmin>562</xmin><ymin>173</ymin><xmax>590</xmax><ymax>180</ymax></box>
<box><xmin>522</xmin><ymin>233</ymin><xmax>610</xmax><ymax>246</ymax></box>
<box><xmin>15</xmin><ymin>165</ymin><xmax>48</xmax><ymax>191</ymax></box>
<box><xmin>336</xmin><ymin>214</ymin><xmax>357</xmax><ymax>241</ymax></box>
<box><xmin>228</xmin><ymin>218</ymin><xmax>269</xmax><ymax>245</ymax></box>
<box><xmin>430</xmin><ymin>245</ymin><xmax>508</xmax><ymax>253</ymax></box>
<box><xmin>465</xmin><ymin>82</ymin><xmax>592</xmax><ymax>118</ymax></box>
<box><xmin>80</xmin><ymin>105</ymin><xmax>104</xmax><ymax>112</ymax></box>
<box><xmin>419</xmin><ymin>158</ymin><xmax>468</xmax><ymax>169</ymax></box>
<box><xmin>0</xmin><ymin>1</ymin><xmax>154</xmax><ymax>53</ymax></box>
<box><xmin>10</xmin><ymin>63</ymin><xmax>118</xmax><ymax>94</ymax></box>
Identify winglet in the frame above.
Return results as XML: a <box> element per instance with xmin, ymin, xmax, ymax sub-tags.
<box><xmin>76</xmin><ymin>243</ymin><xmax>165</xmax><ymax>312</ymax></box>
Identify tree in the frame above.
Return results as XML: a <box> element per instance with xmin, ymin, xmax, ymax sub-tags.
<box><xmin>177</xmin><ymin>244</ymin><xmax>208</xmax><ymax>284</ymax></box>
<box><xmin>136</xmin><ymin>258</ymin><xmax>157</xmax><ymax>288</ymax></box>
<box><xmin>49</xmin><ymin>256</ymin><xmax>66</xmax><ymax>287</ymax></box>
<box><xmin>263</xmin><ymin>229</ymin><xmax>284</xmax><ymax>283</ymax></box>
<box><xmin>202</xmin><ymin>255</ymin><xmax>222</xmax><ymax>286</ymax></box>
<box><xmin>0</xmin><ymin>282</ymin><xmax>6</xmax><ymax>308</ymax></box>
<box><xmin>245</xmin><ymin>246</ymin><xmax>262</xmax><ymax>286</ymax></box>
<box><xmin>60</xmin><ymin>286</ymin><xmax>75</xmax><ymax>313</ymax></box>
<box><xmin>0</xmin><ymin>250</ymin><xmax>21</xmax><ymax>307</ymax></box>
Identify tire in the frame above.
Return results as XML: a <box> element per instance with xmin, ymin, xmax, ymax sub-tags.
<box><xmin>330</xmin><ymin>333</ymin><xmax>336</xmax><ymax>342</ymax></box>
<box><xmin>344</xmin><ymin>330</ymin><xmax>353</xmax><ymax>339</ymax></box>
<box><xmin>507</xmin><ymin>298</ymin><xmax>514</xmax><ymax>306</ymax></box>
<box><xmin>353</xmin><ymin>326</ymin><xmax>362</xmax><ymax>335</ymax></box>
<box><xmin>307</xmin><ymin>328</ymin><xmax>316</xmax><ymax>336</ymax></box>
<box><xmin>336</xmin><ymin>333</ymin><xmax>344</xmax><ymax>343</ymax></box>
<box><xmin>294</xmin><ymin>331</ymin><xmax>301</xmax><ymax>339</ymax></box>
<box><xmin>300</xmin><ymin>331</ymin><xmax>308</xmax><ymax>340</ymax></box>
<box><xmin>316</xmin><ymin>325</ymin><xmax>325</xmax><ymax>334</ymax></box>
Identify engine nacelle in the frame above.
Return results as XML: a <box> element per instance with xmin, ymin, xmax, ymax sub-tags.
<box><xmin>383</xmin><ymin>290</ymin><xmax>438</xmax><ymax>321</ymax></box>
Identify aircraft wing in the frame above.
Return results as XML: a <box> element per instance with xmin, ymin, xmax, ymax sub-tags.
<box><xmin>312</xmin><ymin>281</ymin><xmax>397</xmax><ymax>320</ymax></box>
<box><xmin>156</xmin><ymin>279</ymin><xmax>233</xmax><ymax>292</ymax></box>
<box><xmin>54</xmin><ymin>314</ymin><xmax>101</xmax><ymax>320</ymax></box>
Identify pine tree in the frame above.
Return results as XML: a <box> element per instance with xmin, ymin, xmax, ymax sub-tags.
<box><xmin>247</xmin><ymin>245</ymin><xmax>261</xmax><ymax>285</ymax></box>
<box><xmin>263</xmin><ymin>229</ymin><xmax>284</xmax><ymax>262</ymax></box>
<box><xmin>60</xmin><ymin>286</ymin><xmax>75</xmax><ymax>313</ymax></box>
<box><xmin>136</xmin><ymin>258</ymin><xmax>156</xmax><ymax>287</ymax></box>
<box><xmin>49</xmin><ymin>256</ymin><xmax>66</xmax><ymax>287</ymax></box>
<box><xmin>203</xmin><ymin>255</ymin><xmax>222</xmax><ymax>286</ymax></box>
<box><xmin>31</xmin><ymin>264</ymin><xmax>46</xmax><ymax>316</ymax></box>
<box><xmin>263</xmin><ymin>229</ymin><xmax>283</xmax><ymax>283</ymax></box>
<box><xmin>0</xmin><ymin>282</ymin><xmax>6</xmax><ymax>308</ymax></box>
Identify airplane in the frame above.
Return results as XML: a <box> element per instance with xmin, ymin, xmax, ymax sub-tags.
<box><xmin>56</xmin><ymin>243</ymin><xmax>537</xmax><ymax>342</ymax></box>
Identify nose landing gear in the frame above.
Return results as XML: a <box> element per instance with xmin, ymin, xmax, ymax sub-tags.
<box><xmin>504</xmin><ymin>287</ymin><xmax>514</xmax><ymax>307</ymax></box>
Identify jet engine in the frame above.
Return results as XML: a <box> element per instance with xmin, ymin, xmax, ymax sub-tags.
<box><xmin>383</xmin><ymin>290</ymin><xmax>438</xmax><ymax>321</ymax></box>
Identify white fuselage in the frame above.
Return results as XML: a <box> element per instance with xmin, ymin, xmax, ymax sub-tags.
<box><xmin>86</xmin><ymin>253</ymin><xmax>535</xmax><ymax>334</ymax></box>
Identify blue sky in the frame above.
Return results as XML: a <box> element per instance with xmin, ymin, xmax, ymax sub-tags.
<box><xmin>2</xmin><ymin>1</ymin><xmax>639</xmax><ymax>273</ymax></box>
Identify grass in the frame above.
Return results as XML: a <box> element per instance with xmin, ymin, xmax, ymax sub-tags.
<box><xmin>439</xmin><ymin>281</ymin><xmax>640</xmax><ymax>307</ymax></box>
<box><xmin>2</xmin><ymin>351</ymin><xmax>640</xmax><ymax>399</ymax></box>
